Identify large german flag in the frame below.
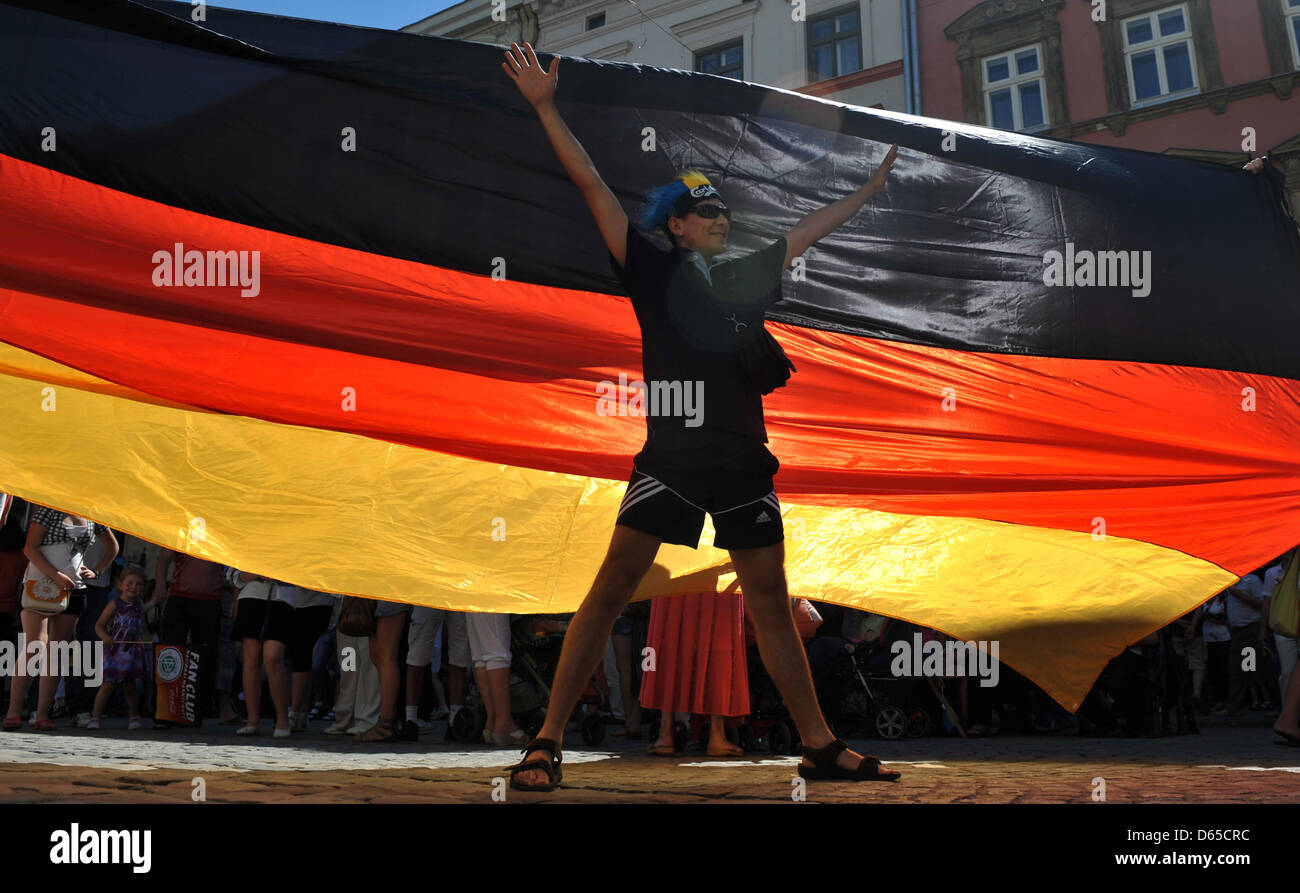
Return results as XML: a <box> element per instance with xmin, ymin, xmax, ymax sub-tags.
<box><xmin>2</xmin><ymin>0</ymin><xmax>1298</xmax><ymax>709</ymax></box>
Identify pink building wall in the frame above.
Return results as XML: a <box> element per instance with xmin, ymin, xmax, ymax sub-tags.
<box><xmin>918</xmin><ymin>0</ymin><xmax>972</xmax><ymax>125</ymax></box>
<box><xmin>918</xmin><ymin>0</ymin><xmax>1299</xmax><ymax>156</ymax></box>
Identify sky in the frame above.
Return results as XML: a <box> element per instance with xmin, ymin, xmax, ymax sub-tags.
<box><xmin>208</xmin><ymin>1</ymin><xmax>464</xmax><ymax>30</ymax></box>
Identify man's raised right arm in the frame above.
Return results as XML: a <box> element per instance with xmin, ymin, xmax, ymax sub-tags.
<box><xmin>503</xmin><ymin>42</ymin><xmax>628</xmax><ymax>267</ymax></box>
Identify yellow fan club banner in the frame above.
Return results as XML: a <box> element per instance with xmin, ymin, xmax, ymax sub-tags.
<box><xmin>0</xmin><ymin>343</ymin><xmax>1235</xmax><ymax>709</ymax></box>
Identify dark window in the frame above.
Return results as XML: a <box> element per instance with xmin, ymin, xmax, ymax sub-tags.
<box><xmin>695</xmin><ymin>40</ymin><xmax>743</xmax><ymax>80</ymax></box>
<box><xmin>586</xmin><ymin>12</ymin><xmax>605</xmax><ymax>30</ymax></box>
<box><xmin>807</xmin><ymin>4</ymin><xmax>862</xmax><ymax>82</ymax></box>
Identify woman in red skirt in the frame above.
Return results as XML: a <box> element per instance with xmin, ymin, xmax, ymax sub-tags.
<box><xmin>640</xmin><ymin>589</ymin><xmax>747</xmax><ymax>756</ymax></box>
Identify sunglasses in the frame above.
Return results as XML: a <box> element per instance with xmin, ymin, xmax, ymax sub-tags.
<box><xmin>687</xmin><ymin>204</ymin><xmax>731</xmax><ymax>220</ymax></box>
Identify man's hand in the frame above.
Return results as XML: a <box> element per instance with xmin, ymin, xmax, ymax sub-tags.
<box><xmin>503</xmin><ymin>42</ymin><xmax>558</xmax><ymax>109</ymax></box>
<box><xmin>501</xmin><ymin>41</ymin><xmax>627</xmax><ymax>265</ymax></box>
<box><xmin>864</xmin><ymin>144</ymin><xmax>899</xmax><ymax>197</ymax></box>
<box><xmin>1244</xmin><ymin>157</ymin><xmax>1266</xmax><ymax>174</ymax></box>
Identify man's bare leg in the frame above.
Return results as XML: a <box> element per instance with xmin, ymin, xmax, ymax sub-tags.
<box><xmin>732</xmin><ymin>541</ymin><xmax>897</xmax><ymax>776</ymax></box>
<box><xmin>511</xmin><ymin>525</ymin><xmax>661</xmax><ymax>787</ymax></box>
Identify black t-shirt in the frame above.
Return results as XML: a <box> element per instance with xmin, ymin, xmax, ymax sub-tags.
<box><xmin>609</xmin><ymin>221</ymin><xmax>788</xmax><ymax>477</ymax></box>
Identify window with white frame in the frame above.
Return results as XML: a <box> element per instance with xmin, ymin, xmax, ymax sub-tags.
<box><xmin>1122</xmin><ymin>4</ymin><xmax>1198</xmax><ymax>105</ymax></box>
<box><xmin>982</xmin><ymin>44</ymin><xmax>1048</xmax><ymax>132</ymax></box>
<box><xmin>1287</xmin><ymin>0</ymin><xmax>1300</xmax><ymax>69</ymax></box>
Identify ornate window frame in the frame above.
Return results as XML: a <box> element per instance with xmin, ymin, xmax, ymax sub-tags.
<box><xmin>944</xmin><ymin>0</ymin><xmax>1069</xmax><ymax>133</ymax></box>
<box><xmin>1120</xmin><ymin>3</ymin><xmax>1200</xmax><ymax>107</ymax></box>
<box><xmin>982</xmin><ymin>42</ymin><xmax>1051</xmax><ymax>132</ymax></box>
<box><xmin>1097</xmin><ymin>0</ymin><xmax>1221</xmax><ymax>115</ymax></box>
<box><xmin>1259</xmin><ymin>0</ymin><xmax>1300</xmax><ymax>74</ymax></box>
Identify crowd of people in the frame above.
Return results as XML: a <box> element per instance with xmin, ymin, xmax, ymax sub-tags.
<box><xmin>1</xmin><ymin>493</ymin><xmax>1296</xmax><ymax>746</ymax></box>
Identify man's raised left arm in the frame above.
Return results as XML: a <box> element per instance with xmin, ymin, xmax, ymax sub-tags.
<box><xmin>784</xmin><ymin>144</ymin><xmax>898</xmax><ymax>269</ymax></box>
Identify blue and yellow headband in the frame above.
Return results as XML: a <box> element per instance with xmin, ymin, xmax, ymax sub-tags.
<box><xmin>637</xmin><ymin>171</ymin><xmax>725</xmax><ymax>231</ymax></box>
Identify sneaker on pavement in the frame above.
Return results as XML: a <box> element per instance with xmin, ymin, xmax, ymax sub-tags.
<box><xmin>84</xmin><ymin>717</ymin><xmax>101</xmax><ymax>730</ymax></box>
<box><xmin>127</xmin><ymin>717</ymin><xmax>143</xmax><ymax>730</ymax></box>
<box><xmin>273</xmin><ymin>726</ymin><xmax>291</xmax><ymax>738</ymax></box>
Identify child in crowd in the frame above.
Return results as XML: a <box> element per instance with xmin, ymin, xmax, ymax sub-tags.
<box><xmin>87</xmin><ymin>566</ymin><xmax>150</xmax><ymax>729</ymax></box>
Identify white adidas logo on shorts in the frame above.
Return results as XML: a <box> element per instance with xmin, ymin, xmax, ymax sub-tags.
<box><xmin>755</xmin><ymin>510</ymin><xmax>771</xmax><ymax>523</ymax></box>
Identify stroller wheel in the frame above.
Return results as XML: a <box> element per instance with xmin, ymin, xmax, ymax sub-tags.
<box><xmin>905</xmin><ymin>706</ymin><xmax>932</xmax><ymax>738</ymax></box>
<box><xmin>874</xmin><ymin>706</ymin><xmax>906</xmax><ymax>740</ymax></box>
<box><xmin>768</xmin><ymin>720</ymin><xmax>793</xmax><ymax>755</ymax></box>
<box><xmin>581</xmin><ymin>714</ymin><xmax>606</xmax><ymax>746</ymax></box>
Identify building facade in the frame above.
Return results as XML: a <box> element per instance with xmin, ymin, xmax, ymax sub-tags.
<box><xmin>920</xmin><ymin>0</ymin><xmax>1300</xmax><ymax>207</ymax></box>
<box><xmin>404</xmin><ymin>0</ymin><xmax>911</xmax><ymax>111</ymax></box>
<box><xmin>406</xmin><ymin>0</ymin><xmax>1300</xmax><ymax>206</ymax></box>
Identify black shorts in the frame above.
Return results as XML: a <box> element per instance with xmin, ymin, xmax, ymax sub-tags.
<box><xmin>232</xmin><ymin>598</ymin><xmax>293</xmax><ymax>644</ymax></box>
<box><xmin>615</xmin><ymin>467</ymin><xmax>783</xmax><ymax>550</ymax></box>
<box><xmin>288</xmin><ymin>604</ymin><xmax>332</xmax><ymax>670</ymax></box>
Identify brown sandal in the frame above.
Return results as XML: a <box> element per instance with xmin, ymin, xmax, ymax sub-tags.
<box><xmin>797</xmin><ymin>738</ymin><xmax>900</xmax><ymax>782</ymax></box>
<box><xmin>354</xmin><ymin>717</ymin><xmax>400</xmax><ymax>743</ymax></box>
<box><xmin>507</xmin><ymin>738</ymin><xmax>563</xmax><ymax>791</ymax></box>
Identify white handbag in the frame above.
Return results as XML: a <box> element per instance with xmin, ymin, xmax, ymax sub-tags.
<box><xmin>20</xmin><ymin>540</ymin><xmax>83</xmax><ymax>615</ymax></box>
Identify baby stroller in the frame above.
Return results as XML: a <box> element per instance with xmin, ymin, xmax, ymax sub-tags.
<box><xmin>733</xmin><ymin>599</ymin><xmax>826</xmax><ymax>755</ymax></box>
<box><xmin>737</xmin><ymin>643</ymin><xmax>801</xmax><ymax>755</ymax></box>
<box><xmin>810</xmin><ymin>620</ymin><xmax>938</xmax><ymax>740</ymax></box>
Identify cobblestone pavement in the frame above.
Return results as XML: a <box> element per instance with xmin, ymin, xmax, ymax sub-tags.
<box><xmin>1</xmin><ymin>717</ymin><xmax>1297</xmax><ymax>803</ymax></box>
